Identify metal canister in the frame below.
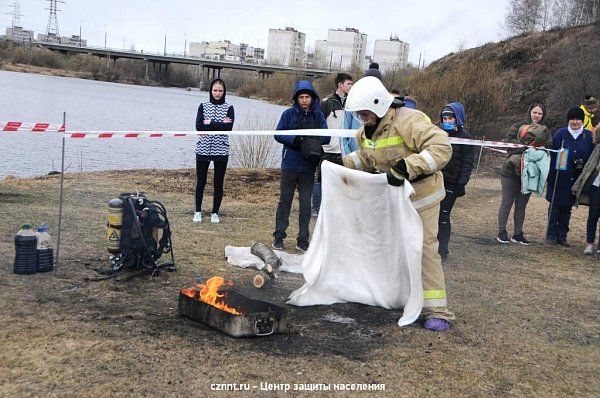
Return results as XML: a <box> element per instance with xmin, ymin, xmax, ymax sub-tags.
<box><xmin>107</xmin><ymin>198</ymin><xmax>124</xmax><ymax>254</ymax></box>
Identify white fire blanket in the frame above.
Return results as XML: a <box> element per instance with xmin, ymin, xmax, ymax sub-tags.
<box><xmin>224</xmin><ymin>246</ymin><xmax>304</xmax><ymax>274</ymax></box>
<box><xmin>287</xmin><ymin>162</ymin><xmax>424</xmax><ymax>327</ymax></box>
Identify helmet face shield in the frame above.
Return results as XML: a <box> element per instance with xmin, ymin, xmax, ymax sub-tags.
<box><xmin>351</xmin><ymin>111</ymin><xmax>366</xmax><ymax>126</ymax></box>
<box><xmin>345</xmin><ymin>76</ymin><xmax>394</xmax><ymax>118</ymax></box>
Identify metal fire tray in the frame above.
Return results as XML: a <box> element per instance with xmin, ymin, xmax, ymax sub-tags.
<box><xmin>178</xmin><ymin>290</ymin><xmax>289</xmax><ymax>337</ymax></box>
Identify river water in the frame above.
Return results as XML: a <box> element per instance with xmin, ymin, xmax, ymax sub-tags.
<box><xmin>0</xmin><ymin>70</ymin><xmax>286</xmax><ymax>178</ymax></box>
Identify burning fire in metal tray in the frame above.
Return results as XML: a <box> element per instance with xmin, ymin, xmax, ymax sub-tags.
<box><xmin>179</xmin><ymin>276</ymin><xmax>289</xmax><ymax>337</ymax></box>
<box><xmin>181</xmin><ymin>276</ymin><xmax>241</xmax><ymax>315</ymax></box>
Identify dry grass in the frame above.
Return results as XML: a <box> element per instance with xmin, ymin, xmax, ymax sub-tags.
<box><xmin>0</xmin><ymin>168</ymin><xmax>598</xmax><ymax>397</ymax></box>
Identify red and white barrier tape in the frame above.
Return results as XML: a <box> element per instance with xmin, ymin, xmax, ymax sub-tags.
<box><xmin>1</xmin><ymin>121</ymin><xmax>65</xmax><ymax>132</ymax></box>
<box><xmin>1</xmin><ymin>122</ymin><xmax>559</xmax><ymax>151</ymax></box>
<box><xmin>61</xmin><ymin>130</ymin><xmax>557</xmax><ymax>150</ymax></box>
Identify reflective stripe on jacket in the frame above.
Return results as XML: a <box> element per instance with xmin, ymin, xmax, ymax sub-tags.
<box><xmin>342</xmin><ymin>106</ymin><xmax>452</xmax><ymax>210</ymax></box>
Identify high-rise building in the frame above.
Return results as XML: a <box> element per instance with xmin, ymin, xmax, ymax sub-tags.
<box><xmin>266</xmin><ymin>27</ymin><xmax>306</xmax><ymax>66</ymax></box>
<box><xmin>321</xmin><ymin>27</ymin><xmax>367</xmax><ymax>70</ymax></box>
<box><xmin>5</xmin><ymin>26</ymin><xmax>33</xmax><ymax>42</ymax></box>
<box><xmin>373</xmin><ymin>37</ymin><xmax>409</xmax><ymax>71</ymax></box>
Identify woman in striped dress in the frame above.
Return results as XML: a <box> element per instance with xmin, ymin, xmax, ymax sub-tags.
<box><xmin>193</xmin><ymin>78</ymin><xmax>235</xmax><ymax>224</ymax></box>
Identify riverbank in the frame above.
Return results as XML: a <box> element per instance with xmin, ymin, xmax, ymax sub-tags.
<box><xmin>0</xmin><ymin>61</ymin><xmax>293</xmax><ymax>105</ymax></box>
<box><xmin>0</xmin><ymin>168</ymin><xmax>598</xmax><ymax>396</ymax></box>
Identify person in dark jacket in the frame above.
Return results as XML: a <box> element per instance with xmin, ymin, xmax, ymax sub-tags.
<box><xmin>272</xmin><ymin>80</ymin><xmax>329</xmax><ymax>252</ymax></box>
<box><xmin>546</xmin><ymin>107</ymin><xmax>595</xmax><ymax>245</ymax></box>
<box><xmin>364</xmin><ymin>62</ymin><xmax>382</xmax><ymax>80</ymax></box>
<box><xmin>193</xmin><ymin>78</ymin><xmax>234</xmax><ymax>224</ymax></box>
<box><xmin>437</xmin><ymin>102</ymin><xmax>474</xmax><ymax>260</ymax></box>
<box><xmin>497</xmin><ymin>103</ymin><xmax>552</xmax><ymax>244</ymax></box>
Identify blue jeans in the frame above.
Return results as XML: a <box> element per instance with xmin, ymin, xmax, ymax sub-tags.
<box><xmin>586</xmin><ymin>185</ymin><xmax>600</xmax><ymax>243</ymax></box>
<box><xmin>312</xmin><ymin>181</ymin><xmax>321</xmax><ymax>214</ymax></box>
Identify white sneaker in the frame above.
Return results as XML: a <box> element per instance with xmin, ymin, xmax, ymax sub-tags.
<box><xmin>583</xmin><ymin>243</ymin><xmax>594</xmax><ymax>255</ymax></box>
<box><xmin>211</xmin><ymin>213</ymin><xmax>220</xmax><ymax>224</ymax></box>
<box><xmin>193</xmin><ymin>212</ymin><xmax>202</xmax><ymax>223</ymax></box>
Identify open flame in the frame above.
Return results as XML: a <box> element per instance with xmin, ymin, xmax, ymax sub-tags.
<box><xmin>181</xmin><ymin>276</ymin><xmax>241</xmax><ymax>315</ymax></box>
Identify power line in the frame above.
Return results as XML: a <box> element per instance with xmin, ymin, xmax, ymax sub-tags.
<box><xmin>45</xmin><ymin>0</ymin><xmax>65</xmax><ymax>37</ymax></box>
<box><xmin>6</xmin><ymin>1</ymin><xmax>23</xmax><ymax>28</ymax></box>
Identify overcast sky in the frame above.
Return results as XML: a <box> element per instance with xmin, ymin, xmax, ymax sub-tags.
<box><xmin>3</xmin><ymin>0</ymin><xmax>509</xmax><ymax>65</ymax></box>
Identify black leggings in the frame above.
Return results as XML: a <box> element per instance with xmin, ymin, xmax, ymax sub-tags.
<box><xmin>195</xmin><ymin>156</ymin><xmax>228</xmax><ymax>214</ymax></box>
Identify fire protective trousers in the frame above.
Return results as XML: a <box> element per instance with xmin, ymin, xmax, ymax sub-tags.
<box><xmin>418</xmin><ymin>203</ymin><xmax>455</xmax><ymax>321</ymax></box>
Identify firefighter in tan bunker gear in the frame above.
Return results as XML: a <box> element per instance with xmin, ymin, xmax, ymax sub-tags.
<box><xmin>342</xmin><ymin>76</ymin><xmax>455</xmax><ymax>331</ymax></box>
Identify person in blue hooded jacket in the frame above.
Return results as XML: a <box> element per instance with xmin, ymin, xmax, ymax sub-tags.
<box><xmin>437</xmin><ymin>103</ymin><xmax>474</xmax><ymax>260</ymax></box>
<box><xmin>272</xmin><ymin>80</ymin><xmax>329</xmax><ymax>252</ymax></box>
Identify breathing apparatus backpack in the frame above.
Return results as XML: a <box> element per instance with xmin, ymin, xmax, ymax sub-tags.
<box><xmin>105</xmin><ymin>192</ymin><xmax>175</xmax><ymax>276</ymax></box>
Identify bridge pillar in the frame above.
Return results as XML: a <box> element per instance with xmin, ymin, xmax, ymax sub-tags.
<box><xmin>145</xmin><ymin>59</ymin><xmax>149</xmax><ymax>80</ymax></box>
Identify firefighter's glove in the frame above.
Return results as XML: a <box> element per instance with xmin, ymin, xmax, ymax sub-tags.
<box><xmin>320</xmin><ymin>153</ymin><xmax>343</xmax><ymax>166</ymax></box>
<box><xmin>317</xmin><ymin>154</ymin><xmax>343</xmax><ymax>182</ymax></box>
<box><xmin>386</xmin><ymin>159</ymin><xmax>408</xmax><ymax>186</ymax></box>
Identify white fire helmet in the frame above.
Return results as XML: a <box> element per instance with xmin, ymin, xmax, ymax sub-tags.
<box><xmin>345</xmin><ymin>76</ymin><xmax>394</xmax><ymax>118</ymax></box>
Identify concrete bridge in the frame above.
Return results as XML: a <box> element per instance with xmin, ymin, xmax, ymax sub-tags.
<box><xmin>36</xmin><ymin>42</ymin><xmax>332</xmax><ymax>83</ymax></box>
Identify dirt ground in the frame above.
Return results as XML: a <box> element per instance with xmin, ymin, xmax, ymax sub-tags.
<box><xmin>0</xmin><ymin>168</ymin><xmax>598</xmax><ymax>397</ymax></box>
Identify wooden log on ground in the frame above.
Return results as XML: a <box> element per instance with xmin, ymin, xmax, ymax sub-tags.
<box><xmin>252</xmin><ymin>273</ymin><xmax>271</xmax><ymax>289</ymax></box>
<box><xmin>250</xmin><ymin>241</ymin><xmax>282</xmax><ymax>289</ymax></box>
<box><xmin>250</xmin><ymin>241</ymin><xmax>281</xmax><ymax>276</ymax></box>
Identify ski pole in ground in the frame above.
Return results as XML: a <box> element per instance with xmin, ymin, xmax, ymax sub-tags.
<box><xmin>545</xmin><ymin>141</ymin><xmax>564</xmax><ymax>243</ymax></box>
<box><xmin>472</xmin><ymin>136</ymin><xmax>485</xmax><ymax>189</ymax></box>
<box><xmin>56</xmin><ymin>111</ymin><xmax>66</xmax><ymax>267</ymax></box>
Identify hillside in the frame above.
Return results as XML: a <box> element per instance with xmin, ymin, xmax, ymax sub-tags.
<box><xmin>411</xmin><ymin>22</ymin><xmax>600</xmax><ymax>138</ymax></box>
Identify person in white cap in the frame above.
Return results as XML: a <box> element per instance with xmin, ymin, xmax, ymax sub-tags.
<box><xmin>326</xmin><ymin>76</ymin><xmax>454</xmax><ymax>331</ymax></box>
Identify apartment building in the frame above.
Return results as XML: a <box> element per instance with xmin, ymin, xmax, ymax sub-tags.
<box><xmin>373</xmin><ymin>37</ymin><xmax>409</xmax><ymax>71</ymax></box>
<box><xmin>189</xmin><ymin>40</ymin><xmax>240</xmax><ymax>61</ymax></box>
<box><xmin>316</xmin><ymin>27</ymin><xmax>367</xmax><ymax>70</ymax></box>
<box><xmin>266</xmin><ymin>27</ymin><xmax>306</xmax><ymax>66</ymax></box>
<box><xmin>189</xmin><ymin>41</ymin><xmax>209</xmax><ymax>58</ymax></box>
<box><xmin>5</xmin><ymin>26</ymin><xmax>34</xmax><ymax>42</ymax></box>
<box><xmin>240</xmin><ymin>43</ymin><xmax>265</xmax><ymax>63</ymax></box>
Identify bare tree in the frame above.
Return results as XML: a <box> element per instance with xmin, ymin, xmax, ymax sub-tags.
<box><xmin>539</xmin><ymin>0</ymin><xmax>553</xmax><ymax>30</ymax></box>
<box><xmin>552</xmin><ymin>0</ymin><xmax>600</xmax><ymax>27</ymax></box>
<box><xmin>505</xmin><ymin>0</ymin><xmax>543</xmax><ymax>35</ymax></box>
<box><xmin>550</xmin><ymin>0</ymin><xmax>572</xmax><ymax>28</ymax></box>
<box><xmin>574</xmin><ymin>0</ymin><xmax>600</xmax><ymax>23</ymax></box>
<box><xmin>230</xmin><ymin>117</ymin><xmax>281</xmax><ymax>168</ymax></box>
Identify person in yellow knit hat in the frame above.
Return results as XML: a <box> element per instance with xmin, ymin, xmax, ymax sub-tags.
<box><xmin>580</xmin><ymin>95</ymin><xmax>598</xmax><ymax>132</ymax></box>
<box><xmin>325</xmin><ymin>76</ymin><xmax>454</xmax><ymax>331</ymax></box>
